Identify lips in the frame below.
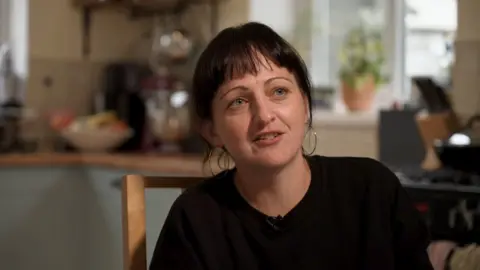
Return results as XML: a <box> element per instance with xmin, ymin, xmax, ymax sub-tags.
<box><xmin>253</xmin><ymin>132</ymin><xmax>282</xmax><ymax>141</ymax></box>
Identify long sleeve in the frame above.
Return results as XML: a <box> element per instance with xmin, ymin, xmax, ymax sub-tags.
<box><xmin>390</xmin><ymin>173</ymin><xmax>433</xmax><ymax>269</ymax></box>
<box><xmin>362</xmin><ymin>158</ymin><xmax>433</xmax><ymax>269</ymax></box>
<box><xmin>149</xmin><ymin>200</ymin><xmax>204</xmax><ymax>270</ymax></box>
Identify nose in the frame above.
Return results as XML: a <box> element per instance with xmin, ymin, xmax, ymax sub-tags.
<box><xmin>252</xmin><ymin>97</ymin><xmax>275</xmax><ymax>126</ymax></box>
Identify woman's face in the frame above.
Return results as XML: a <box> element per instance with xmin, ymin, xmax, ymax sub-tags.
<box><xmin>202</xmin><ymin>57</ymin><xmax>309</xmax><ymax>168</ymax></box>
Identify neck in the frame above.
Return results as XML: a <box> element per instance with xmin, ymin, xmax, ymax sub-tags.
<box><xmin>234</xmin><ymin>152</ymin><xmax>311</xmax><ymax>217</ymax></box>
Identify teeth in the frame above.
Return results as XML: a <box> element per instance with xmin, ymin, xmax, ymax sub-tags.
<box><xmin>257</xmin><ymin>133</ymin><xmax>278</xmax><ymax>140</ymax></box>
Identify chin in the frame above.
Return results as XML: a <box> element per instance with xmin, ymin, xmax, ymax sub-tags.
<box><xmin>250</xmin><ymin>147</ymin><xmax>301</xmax><ymax>168</ymax></box>
<box><xmin>229</xmin><ymin>137</ymin><xmax>304</xmax><ymax>169</ymax></box>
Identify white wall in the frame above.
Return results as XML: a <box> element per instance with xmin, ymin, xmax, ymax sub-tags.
<box><xmin>248</xmin><ymin>0</ymin><xmax>311</xmax><ymax>64</ymax></box>
<box><xmin>249</xmin><ymin>0</ymin><xmax>295</xmax><ymax>36</ymax></box>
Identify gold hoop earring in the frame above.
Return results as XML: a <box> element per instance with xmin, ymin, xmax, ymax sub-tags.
<box><xmin>217</xmin><ymin>147</ymin><xmax>232</xmax><ymax>171</ymax></box>
<box><xmin>304</xmin><ymin>128</ymin><xmax>318</xmax><ymax>156</ymax></box>
<box><xmin>207</xmin><ymin>148</ymin><xmax>215</xmax><ymax>176</ymax></box>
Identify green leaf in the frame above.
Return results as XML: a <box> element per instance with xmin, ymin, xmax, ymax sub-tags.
<box><xmin>337</xmin><ymin>24</ymin><xmax>389</xmax><ymax>90</ymax></box>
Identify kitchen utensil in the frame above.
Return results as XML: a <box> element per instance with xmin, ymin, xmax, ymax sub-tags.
<box><xmin>434</xmin><ymin>114</ymin><xmax>480</xmax><ymax>174</ymax></box>
<box><xmin>149</xmin><ymin>14</ymin><xmax>193</xmax><ymax>72</ymax></box>
<box><xmin>416</xmin><ymin>111</ymin><xmax>460</xmax><ymax>171</ymax></box>
<box><xmin>412</xmin><ymin>76</ymin><xmax>453</xmax><ymax>114</ymax></box>
<box><xmin>146</xmin><ymin>81</ymin><xmax>190</xmax><ymax>153</ymax></box>
<box><xmin>60</xmin><ymin>124</ymin><xmax>133</xmax><ymax>152</ymax></box>
<box><xmin>98</xmin><ymin>62</ymin><xmax>150</xmax><ymax>151</ymax></box>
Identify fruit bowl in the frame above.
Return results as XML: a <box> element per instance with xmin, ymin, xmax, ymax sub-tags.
<box><xmin>60</xmin><ymin>126</ymin><xmax>133</xmax><ymax>152</ymax></box>
<box><xmin>54</xmin><ymin>112</ymin><xmax>133</xmax><ymax>152</ymax></box>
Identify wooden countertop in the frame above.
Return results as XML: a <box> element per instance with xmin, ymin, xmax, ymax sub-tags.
<box><xmin>0</xmin><ymin>153</ymin><xmax>211</xmax><ymax>176</ymax></box>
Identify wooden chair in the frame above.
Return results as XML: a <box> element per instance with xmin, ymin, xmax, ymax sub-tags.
<box><xmin>121</xmin><ymin>175</ymin><xmax>204</xmax><ymax>270</ymax></box>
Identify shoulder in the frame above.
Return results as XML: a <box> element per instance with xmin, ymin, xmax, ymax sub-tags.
<box><xmin>309</xmin><ymin>155</ymin><xmax>401</xmax><ymax>198</ymax></box>
<box><xmin>165</xmin><ymin>170</ymin><xmax>234</xmax><ymax>222</ymax></box>
<box><xmin>150</xmin><ymin>173</ymin><xmax>234</xmax><ymax>269</ymax></box>
<box><xmin>310</xmin><ymin>154</ymin><xmax>398</xmax><ymax>181</ymax></box>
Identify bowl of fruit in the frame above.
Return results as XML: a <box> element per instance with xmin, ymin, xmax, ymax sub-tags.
<box><xmin>51</xmin><ymin>111</ymin><xmax>133</xmax><ymax>152</ymax></box>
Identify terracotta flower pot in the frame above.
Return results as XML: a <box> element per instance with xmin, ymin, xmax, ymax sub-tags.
<box><xmin>341</xmin><ymin>75</ymin><xmax>376</xmax><ymax>112</ymax></box>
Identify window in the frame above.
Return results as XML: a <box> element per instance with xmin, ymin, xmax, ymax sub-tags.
<box><xmin>309</xmin><ymin>0</ymin><xmax>389</xmax><ymax>86</ymax></box>
<box><xmin>404</xmin><ymin>0</ymin><xmax>456</xmax><ymax>90</ymax></box>
<box><xmin>249</xmin><ymin>0</ymin><xmax>457</xmax><ymax>110</ymax></box>
<box><xmin>250</xmin><ymin>0</ymin><xmax>399</xmax><ymax>109</ymax></box>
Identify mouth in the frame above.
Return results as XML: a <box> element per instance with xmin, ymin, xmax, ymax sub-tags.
<box><xmin>253</xmin><ymin>132</ymin><xmax>282</xmax><ymax>142</ymax></box>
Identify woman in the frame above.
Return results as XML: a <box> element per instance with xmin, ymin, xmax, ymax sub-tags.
<box><xmin>150</xmin><ymin>22</ymin><xmax>433</xmax><ymax>270</ymax></box>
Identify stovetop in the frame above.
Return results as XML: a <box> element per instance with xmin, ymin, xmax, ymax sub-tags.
<box><xmin>395</xmin><ymin>167</ymin><xmax>480</xmax><ymax>186</ymax></box>
<box><xmin>391</xmin><ymin>166</ymin><xmax>480</xmax><ymax>200</ymax></box>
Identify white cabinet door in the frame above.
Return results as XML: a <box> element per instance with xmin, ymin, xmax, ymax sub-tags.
<box><xmin>0</xmin><ymin>166</ymin><xmax>184</xmax><ymax>270</ymax></box>
<box><xmin>304</xmin><ymin>125</ymin><xmax>377</xmax><ymax>158</ymax></box>
<box><xmin>0</xmin><ymin>167</ymin><xmax>90</xmax><ymax>270</ymax></box>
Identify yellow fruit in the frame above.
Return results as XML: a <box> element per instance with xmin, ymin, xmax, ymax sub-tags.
<box><xmin>87</xmin><ymin>111</ymin><xmax>118</xmax><ymax>128</ymax></box>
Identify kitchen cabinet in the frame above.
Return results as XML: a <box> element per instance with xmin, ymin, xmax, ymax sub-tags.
<box><xmin>0</xmin><ymin>166</ymin><xmax>183</xmax><ymax>270</ymax></box>
<box><xmin>123</xmin><ymin>0</ymin><xmax>190</xmax><ymax>11</ymax></box>
<box><xmin>73</xmin><ymin>0</ymin><xmax>206</xmax><ymax>11</ymax></box>
<box><xmin>308</xmin><ymin>115</ymin><xmax>378</xmax><ymax>159</ymax></box>
<box><xmin>313</xmin><ymin>126</ymin><xmax>377</xmax><ymax>158</ymax></box>
<box><xmin>72</xmin><ymin>0</ymin><xmax>118</xmax><ymax>8</ymax></box>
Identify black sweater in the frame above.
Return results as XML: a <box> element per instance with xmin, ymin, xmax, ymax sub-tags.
<box><xmin>150</xmin><ymin>155</ymin><xmax>433</xmax><ymax>270</ymax></box>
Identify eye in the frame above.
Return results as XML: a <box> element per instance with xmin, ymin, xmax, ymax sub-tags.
<box><xmin>228</xmin><ymin>98</ymin><xmax>247</xmax><ymax>108</ymax></box>
<box><xmin>273</xmin><ymin>87</ymin><xmax>288</xmax><ymax>97</ymax></box>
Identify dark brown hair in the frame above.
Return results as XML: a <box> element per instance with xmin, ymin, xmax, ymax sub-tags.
<box><xmin>191</xmin><ymin>22</ymin><xmax>313</xmax><ymax>167</ymax></box>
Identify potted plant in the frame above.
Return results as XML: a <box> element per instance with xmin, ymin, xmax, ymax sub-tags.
<box><xmin>338</xmin><ymin>25</ymin><xmax>388</xmax><ymax>112</ymax></box>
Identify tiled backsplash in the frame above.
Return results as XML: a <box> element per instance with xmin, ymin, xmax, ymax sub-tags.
<box><xmin>20</xmin><ymin>58</ymin><xmax>108</xmax><ymax>147</ymax></box>
<box><xmin>25</xmin><ymin>58</ymin><xmax>106</xmax><ymax>116</ymax></box>
<box><xmin>23</xmin><ymin>0</ymin><xmax>242</xmax><ymax>114</ymax></box>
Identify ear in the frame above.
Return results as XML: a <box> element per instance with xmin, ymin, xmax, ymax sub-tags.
<box><xmin>199</xmin><ymin>120</ymin><xmax>224</xmax><ymax>148</ymax></box>
<box><xmin>303</xmin><ymin>95</ymin><xmax>310</xmax><ymax>124</ymax></box>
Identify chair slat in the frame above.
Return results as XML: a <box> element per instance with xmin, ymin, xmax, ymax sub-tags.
<box><xmin>121</xmin><ymin>175</ymin><xmax>204</xmax><ymax>270</ymax></box>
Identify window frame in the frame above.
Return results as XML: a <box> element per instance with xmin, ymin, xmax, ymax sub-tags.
<box><xmin>386</xmin><ymin>0</ymin><xmax>409</xmax><ymax>100</ymax></box>
<box><xmin>309</xmin><ymin>0</ymin><xmax>410</xmax><ymax>101</ymax></box>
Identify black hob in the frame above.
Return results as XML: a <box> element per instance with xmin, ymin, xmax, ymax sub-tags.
<box><xmin>392</xmin><ymin>166</ymin><xmax>480</xmax><ymax>200</ymax></box>
<box><xmin>392</xmin><ymin>166</ymin><xmax>480</xmax><ymax>245</ymax></box>
<box><xmin>396</xmin><ymin>167</ymin><xmax>480</xmax><ymax>185</ymax></box>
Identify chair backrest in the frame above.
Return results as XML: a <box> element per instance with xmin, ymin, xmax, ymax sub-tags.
<box><xmin>121</xmin><ymin>175</ymin><xmax>204</xmax><ymax>270</ymax></box>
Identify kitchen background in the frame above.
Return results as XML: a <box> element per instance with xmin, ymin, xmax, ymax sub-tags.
<box><xmin>1</xmin><ymin>0</ymin><xmax>480</xmax><ymax>269</ymax></box>
<box><xmin>0</xmin><ymin>0</ymin><xmax>470</xmax><ymax>158</ymax></box>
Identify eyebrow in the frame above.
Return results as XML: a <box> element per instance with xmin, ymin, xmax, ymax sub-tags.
<box><xmin>219</xmin><ymin>76</ymin><xmax>292</xmax><ymax>99</ymax></box>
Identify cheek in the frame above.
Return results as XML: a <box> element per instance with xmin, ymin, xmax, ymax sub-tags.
<box><xmin>280</xmin><ymin>96</ymin><xmax>308</xmax><ymax>126</ymax></box>
<box><xmin>215</xmin><ymin>115</ymin><xmax>249</xmax><ymax>145</ymax></box>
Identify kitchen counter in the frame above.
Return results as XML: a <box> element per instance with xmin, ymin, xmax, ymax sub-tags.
<box><xmin>0</xmin><ymin>153</ymin><xmax>208</xmax><ymax>175</ymax></box>
<box><xmin>3</xmin><ymin>153</ymin><xmax>479</xmax><ymax>199</ymax></box>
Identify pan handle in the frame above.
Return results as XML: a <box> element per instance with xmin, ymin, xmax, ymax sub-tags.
<box><xmin>465</xmin><ymin>114</ymin><xmax>480</xmax><ymax>129</ymax></box>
